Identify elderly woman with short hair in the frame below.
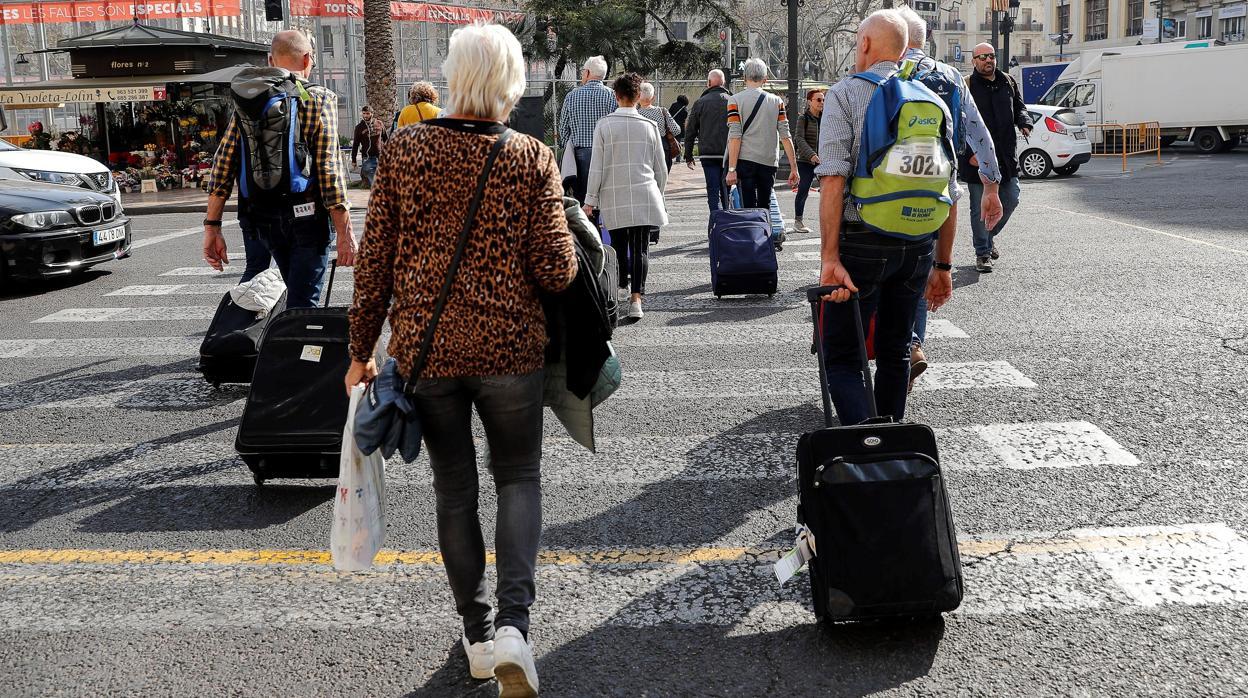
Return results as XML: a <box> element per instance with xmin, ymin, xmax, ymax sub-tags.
<box><xmin>346</xmin><ymin>23</ymin><xmax>576</xmax><ymax>698</ymax></box>
<box><xmin>584</xmin><ymin>73</ymin><xmax>669</xmax><ymax>322</ymax></box>
<box><xmin>637</xmin><ymin>80</ymin><xmax>681</xmax><ymax>172</ymax></box>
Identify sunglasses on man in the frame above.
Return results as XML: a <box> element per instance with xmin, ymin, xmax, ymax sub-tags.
<box><xmin>974</xmin><ymin>53</ymin><xmax>996</xmax><ymax>60</ymax></box>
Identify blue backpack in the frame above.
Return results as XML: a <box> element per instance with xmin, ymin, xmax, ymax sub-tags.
<box><xmin>907</xmin><ymin>58</ymin><xmax>965</xmax><ymax>151</ymax></box>
<box><xmin>848</xmin><ymin>65</ymin><xmax>956</xmax><ymax>237</ymax></box>
<box><xmin>230</xmin><ymin>67</ymin><xmax>314</xmax><ymax>203</ymax></box>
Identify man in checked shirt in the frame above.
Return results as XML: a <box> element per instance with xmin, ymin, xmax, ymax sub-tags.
<box><xmin>202</xmin><ymin>30</ymin><xmax>356</xmax><ymax>308</ymax></box>
<box><xmin>559</xmin><ymin>55</ymin><xmax>617</xmax><ymax>207</ymax></box>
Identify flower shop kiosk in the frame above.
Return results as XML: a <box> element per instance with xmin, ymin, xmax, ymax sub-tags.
<box><xmin>0</xmin><ymin>23</ymin><xmax>267</xmax><ymax>192</ymax></box>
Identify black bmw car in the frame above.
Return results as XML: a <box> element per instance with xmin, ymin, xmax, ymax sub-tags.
<box><xmin>0</xmin><ymin>179</ymin><xmax>131</xmax><ymax>281</ymax></box>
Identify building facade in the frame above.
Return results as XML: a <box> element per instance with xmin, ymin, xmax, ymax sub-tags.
<box><xmin>930</xmin><ymin>0</ymin><xmax>1050</xmax><ymax>69</ymax></box>
<box><xmin>0</xmin><ymin>0</ymin><xmax>538</xmax><ymax>141</ymax></box>
<box><xmin>1043</xmin><ymin>0</ymin><xmax>1245</xmax><ymax>58</ymax></box>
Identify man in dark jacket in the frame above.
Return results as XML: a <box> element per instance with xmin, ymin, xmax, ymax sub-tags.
<box><xmin>683</xmin><ymin>69</ymin><xmax>732</xmax><ymax>212</ymax></box>
<box><xmin>960</xmin><ymin>43</ymin><xmax>1032</xmax><ymax>272</ymax></box>
<box><xmin>351</xmin><ymin>105</ymin><xmax>385</xmax><ymax>188</ymax></box>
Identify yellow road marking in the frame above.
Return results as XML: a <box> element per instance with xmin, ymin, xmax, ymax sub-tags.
<box><xmin>0</xmin><ymin>530</ymin><xmax>1215</xmax><ymax>568</ymax></box>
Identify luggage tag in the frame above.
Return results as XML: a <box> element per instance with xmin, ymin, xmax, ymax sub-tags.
<box><xmin>293</xmin><ymin>202</ymin><xmax>316</xmax><ymax>218</ymax></box>
<box><xmin>773</xmin><ymin>524</ymin><xmax>816</xmax><ymax>586</ymax></box>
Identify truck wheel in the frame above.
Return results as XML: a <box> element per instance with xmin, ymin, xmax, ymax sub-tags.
<box><xmin>1193</xmin><ymin>128</ymin><xmax>1225</xmax><ymax>154</ymax></box>
<box><xmin>1054</xmin><ymin>164</ymin><xmax>1080</xmax><ymax>176</ymax></box>
<box><xmin>1019</xmin><ymin>150</ymin><xmax>1052</xmax><ymax>179</ymax></box>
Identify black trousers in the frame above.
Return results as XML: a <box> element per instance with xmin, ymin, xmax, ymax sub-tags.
<box><xmin>611</xmin><ymin>225</ymin><xmax>655</xmax><ymax>295</ymax></box>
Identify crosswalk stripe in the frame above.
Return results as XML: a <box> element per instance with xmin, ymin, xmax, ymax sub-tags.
<box><xmin>0</xmin><ymin>337</ymin><xmax>203</xmax><ymax>358</ymax></box>
<box><xmin>0</xmin><ymin>421</ymin><xmax>1137</xmax><ymax>486</ymax></box>
<box><xmin>160</xmin><ymin>267</ymin><xmax>242</xmax><ymax>277</ymax></box>
<box><xmin>0</xmin><ymin>525</ymin><xmax>1242</xmax><ymax>629</ymax></box>
<box><xmin>618</xmin><ymin>319</ymin><xmax>967</xmax><ymax>346</ymax></box>
<box><xmin>106</xmin><ymin>284</ymin><xmax>237</xmax><ymax>297</ymax></box>
<box><xmin>0</xmin><ymin>376</ymin><xmax>245</xmax><ymax>410</ymax></box>
<box><xmin>0</xmin><ymin>419</ymin><xmax>1138</xmax><ymax>486</ymax></box>
<box><xmin>33</xmin><ymin>307</ymin><xmax>218</xmax><ymax>323</ymax></box>
<box><xmin>615</xmin><ymin>362</ymin><xmax>1032</xmax><ymax>398</ymax></box>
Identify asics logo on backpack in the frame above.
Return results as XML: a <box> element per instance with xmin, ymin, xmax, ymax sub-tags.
<box><xmin>908</xmin><ymin>116</ymin><xmax>939</xmax><ymax>127</ymax></box>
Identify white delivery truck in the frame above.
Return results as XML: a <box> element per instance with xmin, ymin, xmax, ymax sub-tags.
<box><xmin>1036</xmin><ymin>42</ymin><xmax>1248</xmax><ymax>153</ymax></box>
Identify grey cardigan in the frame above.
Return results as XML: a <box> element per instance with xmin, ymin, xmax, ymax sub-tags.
<box><xmin>584</xmin><ymin>107</ymin><xmax>670</xmax><ymax>230</ymax></box>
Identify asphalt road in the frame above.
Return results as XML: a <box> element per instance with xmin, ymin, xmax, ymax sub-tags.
<box><xmin>2</xmin><ymin>147</ymin><xmax>1248</xmax><ymax>696</ymax></box>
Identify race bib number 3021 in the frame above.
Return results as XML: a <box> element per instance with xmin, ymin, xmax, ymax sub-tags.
<box><xmin>884</xmin><ymin>141</ymin><xmax>950</xmax><ymax>179</ymax></box>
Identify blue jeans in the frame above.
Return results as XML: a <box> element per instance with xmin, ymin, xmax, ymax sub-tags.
<box><xmin>736</xmin><ymin>160</ymin><xmax>776</xmax><ymax>210</ymax></box>
<box><xmin>573</xmin><ymin>146</ymin><xmax>593</xmax><ymax>206</ymax></box>
<box><xmin>795</xmin><ymin>161</ymin><xmax>817</xmax><ymax>219</ymax></box>
<box><xmin>241</xmin><ymin>204</ymin><xmax>332</xmax><ymax>308</ymax></box>
<box><xmin>407</xmin><ymin>370</ymin><xmax>546</xmax><ymax>643</ymax></box>
<box><xmin>701</xmin><ymin>156</ymin><xmax>727</xmax><ymax>212</ymax></box>
<box><xmin>240</xmin><ymin>226</ymin><xmax>272</xmax><ymax>283</ymax></box>
<box><xmin>822</xmin><ymin>233</ymin><xmax>935</xmax><ymax>425</ymax></box>
<box><xmin>360</xmin><ymin>156</ymin><xmax>378</xmax><ymax>187</ymax></box>
<box><xmin>967</xmin><ymin>177</ymin><xmax>1021</xmax><ymax>257</ymax></box>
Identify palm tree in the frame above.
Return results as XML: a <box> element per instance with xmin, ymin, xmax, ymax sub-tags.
<box><xmin>363</xmin><ymin>0</ymin><xmax>397</xmax><ymax>129</ymax></box>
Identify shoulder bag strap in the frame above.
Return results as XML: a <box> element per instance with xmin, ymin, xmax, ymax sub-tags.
<box><xmin>405</xmin><ymin>128</ymin><xmax>514</xmax><ymax>384</ymax></box>
<box><xmin>739</xmin><ymin>92</ymin><xmax>768</xmax><ymax>136</ymax></box>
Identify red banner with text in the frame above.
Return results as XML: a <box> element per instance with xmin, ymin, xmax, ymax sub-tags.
<box><xmin>0</xmin><ymin>0</ymin><xmax>241</xmax><ymax>24</ymax></box>
<box><xmin>289</xmin><ymin>0</ymin><xmax>522</xmax><ymax>24</ymax></box>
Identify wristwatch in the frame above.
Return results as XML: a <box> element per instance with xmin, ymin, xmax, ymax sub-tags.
<box><xmin>203</xmin><ymin>219</ymin><xmax>222</xmax><ymax>228</ymax></box>
<box><xmin>727</xmin><ymin>166</ymin><xmax>737</xmax><ymax>172</ymax></box>
<box><xmin>933</xmin><ymin>261</ymin><xmax>953</xmax><ymax>272</ymax></box>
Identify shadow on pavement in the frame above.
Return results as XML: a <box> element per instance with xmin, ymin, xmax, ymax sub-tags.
<box><xmin>0</xmin><ymin>268</ymin><xmax>112</xmax><ymax>300</ymax></box>
<box><xmin>75</xmin><ymin>483</ymin><xmax>333</xmax><ymax>533</ymax></box>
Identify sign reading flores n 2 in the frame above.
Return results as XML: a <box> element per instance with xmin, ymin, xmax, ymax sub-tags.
<box><xmin>0</xmin><ymin>0</ymin><xmax>240</xmax><ymax>23</ymax></box>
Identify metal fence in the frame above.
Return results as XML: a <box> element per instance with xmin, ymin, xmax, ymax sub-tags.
<box><xmin>1086</xmin><ymin>122</ymin><xmax>1162</xmax><ymax>172</ymax></box>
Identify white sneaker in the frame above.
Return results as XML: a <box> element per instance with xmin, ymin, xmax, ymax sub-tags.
<box><xmin>794</xmin><ymin>217</ymin><xmax>811</xmax><ymax>233</ymax></box>
<box><xmin>462</xmin><ymin>635</ymin><xmax>496</xmax><ymax>680</ymax></box>
<box><xmin>493</xmin><ymin>626</ymin><xmax>538</xmax><ymax>697</ymax></box>
<box><xmin>628</xmin><ymin>299</ymin><xmax>643</xmax><ymax>320</ymax></box>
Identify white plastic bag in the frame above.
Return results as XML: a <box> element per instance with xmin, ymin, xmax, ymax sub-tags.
<box><xmin>330</xmin><ymin>385</ymin><xmax>387</xmax><ymax>571</ymax></box>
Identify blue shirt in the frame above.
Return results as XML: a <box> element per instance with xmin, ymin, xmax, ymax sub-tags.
<box><xmin>559</xmin><ymin>80</ymin><xmax>618</xmax><ymax>149</ymax></box>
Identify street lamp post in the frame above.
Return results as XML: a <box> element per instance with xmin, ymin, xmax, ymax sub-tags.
<box><xmin>1001</xmin><ymin>0</ymin><xmax>1020</xmax><ymax>68</ymax></box>
<box><xmin>782</xmin><ymin>0</ymin><xmax>801</xmax><ymax>136</ymax></box>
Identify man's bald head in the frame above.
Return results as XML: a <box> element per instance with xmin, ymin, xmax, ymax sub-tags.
<box><xmin>708</xmin><ymin>69</ymin><xmax>725</xmax><ymax>88</ymax></box>
<box><xmin>270</xmin><ymin>30</ymin><xmax>315</xmax><ymax>76</ymax></box>
<box><xmin>972</xmin><ymin>42</ymin><xmax>998</xmax><ymax>77</ymax></box>
<box><xmin>856</xmin><ymin>10</ymin><xmax>909</xmax><ymax>71</ymax></box>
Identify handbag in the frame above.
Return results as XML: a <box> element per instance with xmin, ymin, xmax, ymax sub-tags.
<box><xmin>353</xmin><ymin>128</ymin><xmax>515</xmax><ymax>462</ymax></box>
<box><xmin>663</xmin><ymin>129</ymin><xmax>681</xmax><ymax>160</ymax></box>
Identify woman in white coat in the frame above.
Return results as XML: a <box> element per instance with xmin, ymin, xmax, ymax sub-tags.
<box><xmin>583</xmin><ymin>72</ymin><xmax>670</xmax><ymax>321</ymax></box>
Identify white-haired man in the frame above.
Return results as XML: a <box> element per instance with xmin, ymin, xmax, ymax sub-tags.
<box><xmin>725</xmin><ymin>58</ymin><xmax>800</xmax><ymax>209</ymax></box>
<box><xmin>896</xmin><ymin>4</ymin><xmax>1003</xmax><ymax>389</ymax></box>
<box><xmin>683</xmin><ymin>69</ymin><xmax>732</xmax><ymax>211</ymax></box>
<box><xmin>559</xmin><ymin>55</ymin><xmax>617</xmax><ymax>206</ymax></box>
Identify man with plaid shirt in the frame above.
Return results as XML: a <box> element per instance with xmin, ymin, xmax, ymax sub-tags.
<box><xmin>202</xmin><ymin>29</ymin><xmax>355</xmax><ymax>308</ymax></box>
<box><xmin>559</xmin><ymin>55</ymin><xmax>616</xmax><ymax>206</ymax></box>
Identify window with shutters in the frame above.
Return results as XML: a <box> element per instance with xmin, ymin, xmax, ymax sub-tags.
<box><xmin>1222</xmin><ymin>16</ymin><xmax>1245</xmax><ymax>41</ymax></box>
<box><xmin>1058</xmin><ymin>3</ymin><xmax>1070</xmax><ymax>34</ymax></box>
<box><xmin>1198</xmin><ymin>15</ymin><xmax>1212</xmax><ymax>38</ymax></box>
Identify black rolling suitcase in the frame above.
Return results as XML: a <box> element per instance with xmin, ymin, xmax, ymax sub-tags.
<box><xmin>707</xmin><ymin>183</ymin><xmax>778</xmax><ymax>298</ymax></box>
<box><xmin>235</xmin><ymin>263</ymin><xmax>350</xmax><ymax>485</ymax></box>
<box><xmin>198</xmin><ymin>289</ymin><xmax>288</xmax><ymax>386</ymax></box>
<box><xmin>797</xmin><ymin>285</ymin><xmax>963</xmax><ymax>621</ymax></box>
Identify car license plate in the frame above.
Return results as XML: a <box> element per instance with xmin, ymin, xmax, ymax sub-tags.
<box><xmin>93</xmin><ymin>225</ymin><xmax>125</xmax><ymax>246</ymax></box>
<box><xmin>1074</xmin><ymin>131</ymin><xmax>1087</xmax><ymax>140</ymax></box>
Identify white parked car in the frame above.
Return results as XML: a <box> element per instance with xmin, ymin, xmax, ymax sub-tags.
<box><xmin>1016</xmin><ymin>105</ymin><xmax>1094</xmax><ymax>178</ymax></box>
<box><xmin>0</xmin><ymin>139</ymin><xmax>121</xmax><ymax>207</ymax></box>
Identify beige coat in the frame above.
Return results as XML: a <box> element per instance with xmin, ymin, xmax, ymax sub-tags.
<box><xmin>584</xmin><ymin>107</ymin><xmax>670</xmax><ymax>230</ymax></box>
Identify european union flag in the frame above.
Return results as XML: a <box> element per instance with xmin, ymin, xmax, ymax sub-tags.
<box><xmin>1021</xmin><ymin>64</ymin><xmax>1067</xmax><ymax>103</ymax></box>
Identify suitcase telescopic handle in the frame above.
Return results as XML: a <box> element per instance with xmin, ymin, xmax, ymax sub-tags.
<box><xmin>323</xmin><ymin>259</ymin><xmax>338</xmax><ymax>308</ymax></box>
<box><xmin>806</xmin><ymin>285</ymin><xmax>878</xmax><ymax>426</ymax></box>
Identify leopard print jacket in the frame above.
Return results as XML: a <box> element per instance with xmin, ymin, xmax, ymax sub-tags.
<box><xmin>348</xmin><ymin>119</ymin><xmax>578</xmax><ymax>379</ymax></box>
